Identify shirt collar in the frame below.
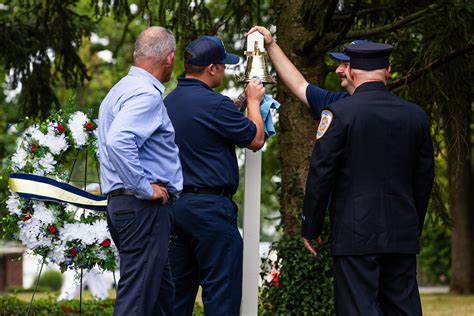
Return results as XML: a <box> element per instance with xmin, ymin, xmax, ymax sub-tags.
<box><xmin>354</xmin><ymin>81</ymin><xmax>388</xmax><ymax>94</ymax></box>
<box><xmin>177</xmin><ymin>77</ymin><xmax>212</xmax><ymax>91</ymax></box>
<box><xmin>128</xmin><ymin>66</ymin><xmax>166</xmax><ymax>94</ymax></box>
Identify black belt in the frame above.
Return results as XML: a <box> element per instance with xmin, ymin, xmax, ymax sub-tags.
<box><xmin>182</xmin><ymin>187</ymin><xmax>233</xmax><ymax>197</ymax></box>
<box><xmin>107</xmin><ymin>188</ymin><xmax>177</xmax><ymax>202</ymax></box>
<box><xmin>107</xmin><ymin>188</ymin><xmax>135</xmax><ymax>198</ymax></box>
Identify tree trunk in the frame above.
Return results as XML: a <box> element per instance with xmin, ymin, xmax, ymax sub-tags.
<box><xmin>446</xmin><ymin>101</ymin><xmax>474</xmax><ymax>293</ymax></box>
<box><xmin>276</xmin><ymin>0</ymin><xmax>326</xmax><ymax>235</ymax></box>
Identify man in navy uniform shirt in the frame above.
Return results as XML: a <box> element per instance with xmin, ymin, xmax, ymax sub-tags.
<box><xmin>301</xmin><ymin>42</ymin><xmax>435</xmax><ymax>315</ymax></box>
<box><xmin>164</xmin><ymin>36</ymin><xmax>265</xmax><ymax>315</ymax></box>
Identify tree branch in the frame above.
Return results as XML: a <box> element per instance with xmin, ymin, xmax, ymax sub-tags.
<box><xmin>388</xmin><ymin>44</ymin><xmax>474</xmax><ymax>90</ymax></box>
<box><xmin>301</xmin><ymin>0</ymin><xmax>344</xmax><ymax>53</ymax></box>
<box><xmin>305</xmin><ymin>0</ymin><xmax>361</xmax><ymax>58</ymax></box>
<box><xmin>113</xmin><ymin>18</ymin><xmax>132</xmax><ymax>59</ymax></box>
<box><xmin>332</xmin><ymin>4</ymin><xmax>397</xmax><ymax>21</ymax></box>
<box><xmin>326</xmin><ymin>3</ymin><xmax>443</xmax><ymax>41</ymax></box>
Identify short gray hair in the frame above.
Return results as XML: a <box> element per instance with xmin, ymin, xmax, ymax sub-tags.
<box><xmin>133</xmin><ymin>26</ymin><xmax>176</xmax><ymax>63</ymax></box>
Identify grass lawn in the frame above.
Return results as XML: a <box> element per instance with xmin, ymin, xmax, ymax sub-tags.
<box><xmin>421</xmin><ymin>293</ymin><xmax>474</xmax><ymax>316</ymax></box>
<box><xmin>5</xmin><ymin>291</ymin><xmax>474</xmax><ymax>315</ymax></box>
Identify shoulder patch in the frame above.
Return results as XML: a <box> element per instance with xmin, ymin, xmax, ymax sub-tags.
<box><xmin>316</xmin><ymin>110</ymin><xmax>333</xmax><ymax>139</ymax></box>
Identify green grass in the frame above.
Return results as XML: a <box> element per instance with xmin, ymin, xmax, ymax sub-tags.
<box><xmin>421</xmin><ymin>293</ymin><xmax>474</xmax><ymax>315</ymax></box>
<box><xmin>3</xmin><ymin>291</ymin><xmax>474</xmax><ymax>315</ymax></box>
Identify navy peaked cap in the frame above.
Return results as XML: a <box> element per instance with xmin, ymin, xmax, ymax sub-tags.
<box><xmin>343</xmin><ymin>43</ymin><xmax>394</xmax><ymax>70</ymax></box>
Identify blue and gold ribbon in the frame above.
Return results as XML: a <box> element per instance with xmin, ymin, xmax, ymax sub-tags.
<box><xmin>9</xmin><ymin>173</ymin><xmax>107</xmax><ymax>212</ymax></box>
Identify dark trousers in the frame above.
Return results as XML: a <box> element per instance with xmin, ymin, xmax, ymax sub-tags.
<box><xmin>333</xmin><ymin>254</ymin><xmax>422</xmax><ymax>316</ymax></box>
<box><xmin>169</xmin><ymin>193</ymin><xmax>243</xmax><ymax>316</ymax></box>
<box><xmin>107</xmin><ymin>195</ymin><xmax>174</xmax><ymax>316</ymax></box>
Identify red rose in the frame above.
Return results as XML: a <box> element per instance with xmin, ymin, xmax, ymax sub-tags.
<box><xmin>47</xmin><ymin>225</ymin><xmax>56</xmax><ymax>234</ymax></box>
<box><xmin>101</xmin><ymin>239</ymin><xmax>111</xmax><ymax>247</ymax></box>
<box><xmin>271</xmin><ymin>270</ymin><xmax>280</xmax><ymax>287</ymax></box>
<box><xmin>85</xmin><ymin>122</ymin><xmax>94</xmax><ymax>130</ymax></box>
<box><xmin>70</xmin><ymin>247</ymin><xmax>77</xmax><ymax>256</ymax></box>
<box><xmin>22</xmin><ymin>212</ymin><xmax>32</xmax><ymax>221</ymax></box>
<box><xmin>57</xmin><ymin>124</ymin><xmax>64</xmax><ymax>133</ymax></box>
<box><xmin>31</xmin><ymin>144</ymin><xmax>39</xmax><ymax>153</ymax></box>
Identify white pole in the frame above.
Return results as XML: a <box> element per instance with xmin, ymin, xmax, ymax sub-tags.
<box><xmin>241</xmin><ymin>148</ymin><xmax>262</xmax><ymax>316</ymax></box>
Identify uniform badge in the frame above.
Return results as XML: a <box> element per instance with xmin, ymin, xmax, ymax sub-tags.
<box><xmin>316</xmin><ymin>110</ymin><xmax>333</xmax><ymax>139</ymax></box>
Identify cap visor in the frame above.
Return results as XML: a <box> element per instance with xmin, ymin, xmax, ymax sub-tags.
<box><xmin>220</xmin><ymin>53</ymin><xmax>240</xmax><ymax>65</ymax></box>
<box><xmin>329</xmin><ymin>52</ymin><xmax>350</xmax><ymax>62</ymax></box>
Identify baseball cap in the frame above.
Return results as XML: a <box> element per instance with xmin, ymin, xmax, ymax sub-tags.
<box><xmin>343</xmin><ymin>42</ymin><xmax>394</xmax><ymax>70</ymax></box>
<box><xmin>184</xmin><ymin>36</ymin><xmax>240</xmax><ymax>66</ymax></box>
<box><xmin>329</xmin><ymin>39</ymin><xmax>372</xmax><ymax>62</ymax></box>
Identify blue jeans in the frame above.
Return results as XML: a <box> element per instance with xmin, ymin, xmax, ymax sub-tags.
<box><xmin>107</xmin><ymin>196</ymin><xmax>174</xmax><ymax>316</ymax></box>
<box><xmin>169</xmin><ymin>193</ymin><xmax>243</xmax><ymax>316</ymax></box>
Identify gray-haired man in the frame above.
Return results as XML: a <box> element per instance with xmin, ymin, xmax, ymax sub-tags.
<box><xmin>98</xmin><ymin>26</ymin><xmax>182</xmax><ymax>315</ymax></box>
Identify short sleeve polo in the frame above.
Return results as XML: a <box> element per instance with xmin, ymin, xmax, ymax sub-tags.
<box><xmin>306</xmin><ymin>84</ymin><xmax>348</xmax><ymax>119</ymax></box>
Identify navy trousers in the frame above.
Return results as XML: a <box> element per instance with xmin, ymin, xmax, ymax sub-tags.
<box><xmin>169</xmin><ymin>193</ymin><xmax>243</xmax><ymax>316</ymax></box>
<box><xmin>333</xmin><ymin>254</ymin><xmax>422</xmax><ymax>316</ymax></box>
<box><xmin>107</xmin><ymin>195</ymin><xmax>174</xmax><ymax>316</ymax></box>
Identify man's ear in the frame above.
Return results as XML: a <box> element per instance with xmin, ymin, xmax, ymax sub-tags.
<box><xmin>207</xmin><ymin>64</ymin><xmax>216</xmax><ymax>76</ymax></box>
<box><xmin>166</xmin><ymin>51</ymin><xmax>175</xmax><ymax>67</ymax></box>
<box><xmin>385</xmin><ymin>65</ymin><xmax>391</xmax><ymax>81</ymax></box>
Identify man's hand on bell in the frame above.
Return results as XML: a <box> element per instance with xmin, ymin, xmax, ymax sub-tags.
<box><xmin>245</xmin><ymin>26</ymin><xmax>274</xmax><ymax>47</ymax></box>
<box><xmin>245</xmin><ymin>78</ymin><xmax>265</xmax><ymax>105</ymax></box>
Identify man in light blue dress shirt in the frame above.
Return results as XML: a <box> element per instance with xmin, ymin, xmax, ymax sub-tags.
<box><xmin>98</xmin><ymin>26</ymin><xmax>182</xmax><ymax>316</ymax></box>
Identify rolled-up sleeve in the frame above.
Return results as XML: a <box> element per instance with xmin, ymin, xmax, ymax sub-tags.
<box><xmin>106</xmin><ymin>92</ymin><xmax>163</xmax><ymax>199</ymax></box>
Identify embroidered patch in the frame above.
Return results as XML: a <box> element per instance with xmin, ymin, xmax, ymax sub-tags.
<box><xmin>316</xmin><ymin>110</ymin><xmax>333</xmax><ymax>139</ymax></box>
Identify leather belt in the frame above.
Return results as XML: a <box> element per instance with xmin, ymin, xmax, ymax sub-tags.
<box><xmin>182</xmin><ymin>186</ymin><xmax>232</xmax><ymax>197</ymax></box>
<box><xmin>107</xmin><ymin>188</ymin><xmax>135</xmax><ymax>199</ymax></box>
<box><xmin>107</xmin><ymin>188</ymin><xmax>177</xmax><ymax>202</ymax></box>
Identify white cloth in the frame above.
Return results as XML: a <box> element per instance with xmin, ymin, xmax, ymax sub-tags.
<box><xmin>57</xmin><ymin>266</ymin><xmax>111</xmax><ymax>300</ymax></box>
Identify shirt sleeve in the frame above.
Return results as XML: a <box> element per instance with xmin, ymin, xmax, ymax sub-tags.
<box><xmin>302</xmin><ymin>109</ymin><xmax>346</xmax><ymax>240</ymax></box>
<box><xmin>412</xmin><ymin>114</ymin><xmax>435</xmax><ymax>236</ymax></box>
<box><xmin>105</xmin><ymin>92</ymin><xmax>164</xmax><ymax>199</ymax></box>
<box><xmin>211</xmin><ymin>97</ymin><xmax>257</xmax><ymax>148</ymax></box>
<box><xmin>306</xmin><ymin>84</ymin><xmax>348</xmax><ymax>120</ymax></box>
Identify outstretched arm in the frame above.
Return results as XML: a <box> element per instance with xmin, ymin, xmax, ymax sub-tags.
<box><xmin>246</xmin><ymin>26</ymin><xmax>310</xmax><ymax>107</ymax></box>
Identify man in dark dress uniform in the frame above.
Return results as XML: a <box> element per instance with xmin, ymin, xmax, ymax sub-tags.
<box><xmin>301</xmin><ymin>42</ymin><xmax>435</xmax><ymax>315</ymax></box>
<box><xmin>164</xmin><ymin>36</ymin><xmax>265</xmax><ymax>315</ymax></box>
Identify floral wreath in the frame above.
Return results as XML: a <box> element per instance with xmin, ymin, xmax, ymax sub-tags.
<box><xmin>3</xmin><ymin>108</ymin><xmax>117</xmax><ymax>273</ymax></box>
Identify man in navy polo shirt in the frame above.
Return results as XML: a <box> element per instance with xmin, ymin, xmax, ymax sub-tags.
<box><xmin>164</xmin><ymin>36</ymin><xmax>265</xmax><ymax>315</ymax></box>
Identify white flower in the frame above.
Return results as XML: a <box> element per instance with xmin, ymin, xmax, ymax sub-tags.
<box><xmin>61</xmin><ymin>220</ymin><xmax>109</xmax><ymax>246</ymax></box>
<box><xmin>6</xmin><ymin>194</ymin><xmax>21</xmax><ymax>215</ymax></box>
<box><xmin>30</xmin><ymin>128</ymin><xmax>46</xmax><ymax>145</ymax></box>
<box><xmin>32</xmin><ymin>201</ymin><xmax>55</xmax><ymax>224</ymax></box>
<box><xmin>40</xmin><ymin>130</ymin><xmax>68</xmax><ymax>155</ymax></box>
<box><xmin>38</xmin><ymin>152</ymin><xmax>56</xmax><ymax>174</ymax></box>
<box><xmin>7</xmin><ymin>124</ymin><xmax>18</xmax><ymax>135</ymax></box>
<box><xmin>11</xmin><ymin>147</ymin><xmax>28</xmax><ymax>170</ymax></box>
<box><xmin>68</xmin><ymin>112</ymin><xmax>89</xmax><ymax>146</ymax></box>
<box><xmin>18</xmin><ymin>219</ymin><xmax>52</xmax><ymax>250</ymax></box>
<box><xmin>50</xmin><ymin>241</ymin><xmax>67</xmax><ymax>264</ymax></box>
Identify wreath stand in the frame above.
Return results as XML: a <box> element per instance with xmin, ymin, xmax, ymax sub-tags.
<box><xmin>26</xmin><ymin>149</ymin><xmax>117</xmax><ymax>315</ymax></box>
